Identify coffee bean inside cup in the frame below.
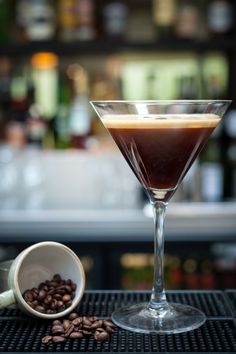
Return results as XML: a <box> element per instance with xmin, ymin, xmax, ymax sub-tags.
<box><xmin>22</xmin><ymin>274</ymin><xmax>77</xmax><ymax>314</ymax></box>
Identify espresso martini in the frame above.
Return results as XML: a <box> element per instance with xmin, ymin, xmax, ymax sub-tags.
<box><xmin>91</xmin><ymin>100</ymin><xmax>230</xmax><ymax>334</ymax></box>
<box><xmin>102</xmin><ymin>114</ymin><xmax>220</xmax><ymax>202</ymax></box>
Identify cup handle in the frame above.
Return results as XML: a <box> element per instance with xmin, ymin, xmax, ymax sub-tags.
<box><xmin>0</xmin><ymin>289</ymin><xmax>15</xmax><ymax>308</ymax></box>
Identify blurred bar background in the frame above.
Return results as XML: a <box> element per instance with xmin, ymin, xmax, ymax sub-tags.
<box><xmin>0</xmin><ymin>0</ymin><xmax>236</xmax><ymax>290</ymax></box>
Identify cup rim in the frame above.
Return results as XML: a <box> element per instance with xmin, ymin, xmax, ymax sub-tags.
<box><xmin>13</xmin><ymin>241</ymin><xmax>85</xmax><ymax>319</ymax></box>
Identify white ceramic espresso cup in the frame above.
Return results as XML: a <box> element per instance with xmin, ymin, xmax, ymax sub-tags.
<box><xmin>0</xmin><ymin>241</ymin><xmax>85</xmax><ymax>319</ymax></box>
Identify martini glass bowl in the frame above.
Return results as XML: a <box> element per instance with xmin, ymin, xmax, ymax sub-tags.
<box><xmin>91</xmin><ymin>100</ymin><xmax>231</xmax><ymax>334</ymax></box>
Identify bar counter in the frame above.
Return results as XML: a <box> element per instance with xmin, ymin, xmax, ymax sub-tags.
<box><xmin>0</xmin><ymin>202</ymin><xmax>235</xmax><ymax>242</ymax></box>
<box><xmin>0</xmin><ymin>290</ymin><xmax>236</xmax><ymax>353</ymax></box>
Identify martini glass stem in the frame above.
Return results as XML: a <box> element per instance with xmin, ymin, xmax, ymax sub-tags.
<box><xmin>149</xmin><ymin>201</ymin><xmax>168</xmax><ymax>311</ymax></box>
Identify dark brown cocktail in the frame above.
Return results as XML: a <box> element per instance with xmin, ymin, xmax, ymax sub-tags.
<box><xmin>103</xmin><ymin>114</ymin><xmax>219</xmax><ymax>201</ymax></box>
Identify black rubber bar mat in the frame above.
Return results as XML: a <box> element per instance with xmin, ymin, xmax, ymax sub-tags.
<box><xmin>0</xmin><ymin>291</ymin><xmax>236</xmax><ymax>353</ymax></box>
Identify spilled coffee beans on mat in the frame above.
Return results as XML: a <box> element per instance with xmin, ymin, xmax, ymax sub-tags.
<box><xmin>23</xmin><ymin>274</ymin><xmax>77</xmax><ymax>314</ymax></box>
<box><xmin>42</xmin><ymin>314</ymin><xmax>116</xmax><ymax>343</ymax></box>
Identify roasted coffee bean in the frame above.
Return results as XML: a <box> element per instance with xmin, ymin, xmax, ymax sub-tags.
<box><xmin>69</xmin><ymin>332</ymin><xmax>83</xmax><ymax>339</ymax></box>
<box><xmin>94</xmin><ymin>330</ymin><xmax>109</xmax><ymax>341</ymax></box>
<box><xmin>52</xmin><ymin>320</ymin><xmax>61</xmax><ymax>326</ymax></box>
<box><xmin>53</xmin><ymin>274</ymin><xmax>61</xmax><ymax>282</ymax></box>
<box><xmin>52</xmin><ymin>336</ymin><xmax>66</xmax><ymax>343</ymax></box>
<box><xmin>49</xmin><ymin>299</ymin><xmax>57</xmax><ymax>309</ymax></box>
<box><xmin>64</xmin><ymin>325</ymin><xmax>75</xmax><ymax>337</ymax></box>
<box><xmin>91</xmin><ymin>320</ymin><xmax>103</xmax><ymax>329</ymax></box>
<box><xmin>62</xmin><ymin>294</ymin><xmax>71</xmax><ymax>302</ymax></box>
<box><xmin>71</xmin><ymin>317</ymin><xmax>81</xmax><ymax>326</ymax></box>
<box><xmin>68</xmin><ymin>312</ymin><xmax>78</xmax><ymax>320</ymax></box>
<box><xmin>46</xmin><ymin>309</ymin><xmax>56</xmax><ymax>314</ymax></box>
<box><xmin>23</xmin><ymin>291</ymin><xmax>33</xmax><ymax>302</ymax></box>
<box><xmin>38</xmin><ymin>290</ymin><xmax>46</xmax><ymax>301</ymax></box>
<box><xmin>35</xmin><ymin>305</ymin><xmax>46</xmax><ymax>313</ymax></box>
<box><xmin>42</xmin><ymin>335</ymin><xmax>52</xmax><ymax>344</ymax></box>
<box><xmin>63</xmin><ymin>320</ymin><xmax>71</xmax><ymax>331</ymax></box>
<box><xmin>54</xmin><ymin>294</ymin><xmax>62</xmax><ymax>300</ymax></box>
<box><xmin>82</xmin><ymin>317</ymin><xmax>92</xmax><ymax>326</ymax></box>
<box><xmin>56</xmin><ymin>300</ymin><xmax>64</xmax><ymax>308</ymax></box>
<box><xmin>71</xmin><ymin>283</ymin><xmax>77</xmax><ymax>291</ymax></box>
<box><xmin>52</xmin><ymin>325</ymin><xmax>64</xmax><ymax>335</ymax></box>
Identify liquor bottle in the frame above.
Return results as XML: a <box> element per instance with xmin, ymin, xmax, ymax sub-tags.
<box><xmin>103</xmin><ymin>0</ymin><xmax>128</xmax><ymax>39</ymax></box>
<box><xmin>16</xmin><ymin>0</ymin><xmax>56</xmax><ymax>41</ymax></box>
<box><xmin>205</xmin><ymin>74</ymin><xmax>223</xmax><ymax>99</ymax></box>
<box><xmin>183</xmin><ymin>258</ymin><xmax>200</xmax><ymax>289</ymax></box>
<box><xmin>126</xmin><ymin>3</ymin><xmax>156</xmax><ymax>41</ymax></box>
<box><xmin>152</xmin><ymin>0</ymin><xmax>177</xmax><ymax>39</ymax></box>
<box><xmin>168</xmin><ymin>256</ymin><xmax>184</xmax><ymax>290</ymax></box>
<box><xmin>224</xmin><ymin>110</ymin><xmax>236</xmax><ymax>199</ymax></box>
<box><xmin>0</xmin><ymin>0</ymin><xmax>10</xmax><ymax>42</ymax></box>
<box><xmin>68</xmin><ymin>65</ymin><xmax>92</xmax><ymax>149</ymax></box>
<box><xmin>200</xmin><ymin>259</ymin><xmax>216</xmax><ymax>289</ymax></box>
<box><xmin>30</xmin><ymin>52</ymin><xmax>59</xmax><ymax>148</ymax></box>
<box><xmin>207</xmin><ymin>0</ymin><xmax>233</xmax><ymax>37</ymax></box>
<box><xmin>54</xmin><ymin>75</ymin><xmax>71</xmax><ymax>149</ymax></box>
<box><xmin>178</xmin><ymin>75</ymin><xmax>198</xmax><ymax>100</ymax></box>
<box><xmin>25</xmin><ymin>81</ymin><xmax>47</xmax><ymax>148</ymax></box>
<box><xmin>0</xmin><ymin>57</ymin><xmax>11</xmax><ymax>142</ymax></box>
<box><xmin>58</xmin><ymin>0</ymin><xmax>78</xmax><ymax>41</ymax></box>
<box><xmin>200</xmin><ymin>138</ymin><xmax>224</xmax><ymax>202</ymax></box>
<box><xmin>175</xmin><ymin>0</ymin><xmax>200</xmax><ymax>40</ymax></box>
<box><xmin>76</xmin><ymin>0</ymin><xmax>96</xmax><ymax>40</ymax></box>
<box><xmin>6</xmin><ymin>75</ymin><xmax>28</xmax><ymax>148</ymax></box>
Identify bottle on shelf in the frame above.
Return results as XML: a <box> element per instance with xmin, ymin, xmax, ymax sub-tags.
<box><xmin>5</xmin><ymin>74</ymin><xmax>28</xmax><ymax>148</ymax></box>
<box><xmin>76</xmin><ymin>0</ymin><xmax>97</xmax><ymax>40</ymax></box>
<box><xmin>58</xmin><ymin>0</ymin><xmax>78</xmax><ymax>41</ymax></box>
<box><xmin>178</xmin><ymin>75</ymin><xmax>199</xmax><ymax>99</ymax></box>
<box><xmin>54</xmin><ymin>74</ymin><xmax>71</xmax><ymax>149</ymax></box>
<box><xmin>205</xmin><ymin>74</ymin><xmax>223</xmax><ymax>99</ymax></box>
<box><xmin>224</xmin><ymin>109</ymin><xmax>236</xmax><ymax>199</ymax></box>
<box><xmin>25</xmin><ymin>81</ymin><xmax>47</xmax><ymax>148</ymax></box>
<box><xmin>152</xmin><ymin>0</ymin><xmax>177</xmax><ymax>39</ymax></box>
<box><xmin>102</xmin><ymin>0</ymin><xmax>128</xmax><ymax>39</ymax></box>
<box><xmin>30</xmin><ymin>52</ymin><xmax>59</xmax><ymax>148</ymax></box>
<box><xmin>0</xmin><ymin>57</ymin><xmax>11</xmax><ymax>142</ymax></box>
<box><xmin>183</xmin><ymin>258</ymin><xmax>200</xmax><ymax>289</ymax></box>
<box><xmin>0</xmin><ymin>0</ymin><xmax>11</xmax><ymax>42</ymax></box>
<box><xmin>126</xmin><ymin>2</ymin><xmax>156</xmax><ymax>42</ymax></box>
<box><xmin>16</xmin><ymin>0</ymin><xmax>56</xmax><ymax>41</ymax></box>
<box><xmin>200</xmin><ymin>138</ymin><xmax>224</xmax><ymax>202</ymax></box>
<box><xmin>175</xmin><ymin>0</ymin><xmax>200</xmax><ymax>40</ymax></box>
<box><xmin>207</xmin><ymin>0</ymin><xmax>234</xmax><ymax>37</ymax></box>
<box><xmin>68</xmin><ymin>64</ymin><xmax>92</xmax><ymax>149</ymax></box>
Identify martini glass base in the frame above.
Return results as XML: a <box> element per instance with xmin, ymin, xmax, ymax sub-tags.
<box><xmin>111</xmin><ymin>302</ymin><xmax>206</xmax><ymax>334</ymax></box>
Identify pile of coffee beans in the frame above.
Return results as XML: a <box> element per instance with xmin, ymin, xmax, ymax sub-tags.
<box><xmin>22</xmin><ymin>274</ymin><xmax>77</xmax><ymax>314</ymax></box>
<box><xmin>42</xmin><ymin>314</ymin><xmax>116</xmax><ymax>344</ymax></box>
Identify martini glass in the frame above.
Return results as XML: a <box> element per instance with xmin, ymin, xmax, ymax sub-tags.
<box><xmin>91</xmin><ymin>100</ymin><xmax>231</xmax><ymax>334</ymax></box>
